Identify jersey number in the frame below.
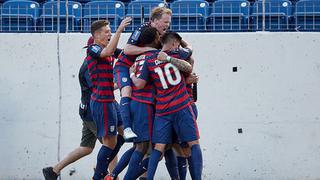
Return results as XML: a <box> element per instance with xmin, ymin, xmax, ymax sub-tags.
<box><xmin>154</xmin><ymin>63</ymin><xmax>181</xmax><ymax>89</ymax></box>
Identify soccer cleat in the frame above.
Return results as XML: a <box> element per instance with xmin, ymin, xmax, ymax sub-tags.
<box><xmin>104</xmin><ymin>174</ymin><xmax>114</xmax><ymax>180</ymax></box>
<box><xmin>42</xmin><ymin>167</ymin><xmax>59</xmax><ymax>180</ymax></box>
<box><xmin>123</xmin><ymin>127</ymin><xmax>137</xmax><ymax>140</ymax></box>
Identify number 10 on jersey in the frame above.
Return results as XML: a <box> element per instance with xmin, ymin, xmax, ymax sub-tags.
<box><xmin>154</xmin><ymin>63</ymin><xmax>182</xmax><ymax>89</ymax></box>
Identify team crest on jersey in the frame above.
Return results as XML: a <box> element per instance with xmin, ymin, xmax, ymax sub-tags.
<box><xmin>131</xmin><ymin>30</ymin><xmax>141</xmax><ymax>41</ymax></box>
<box><xmin>91</xmin><ymin>45</ymin><xmax>100</xmax><ymax>53</ymax></box>
<box><xmin>122</xmin><ymin>77</ymin><xmax>128</xmax><ymax>82</ymax></box>
<box><xmin>110</xmin><ymin>126</ymin><xmax>115</xmax><ymax>132</ymax></box>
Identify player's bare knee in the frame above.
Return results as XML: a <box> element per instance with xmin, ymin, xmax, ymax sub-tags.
<box><xmin>154</xmin><ymin>143</ymin><xmax>166</xmax><ymax>153</ymax></box>
<box><xmin>102</xmin><ymin>135</ymin><xmax>117</xmax><ymax>149</ymax></box>
<box><xmin>135</xmin><ymin>141</ymin><xmax>149</xmax><ymax>154</ymax></box>
<box><xmin>187</xmin><ymin>140</ymin><xmax>199</xmax><ymax>147</ymax></box>
<box><xmin>121</xmin><ymin>86</ymin><xmax>132</xmax><ymax>97</ymax></box>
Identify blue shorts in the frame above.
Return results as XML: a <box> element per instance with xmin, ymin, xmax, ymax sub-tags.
<box><xmin>191</xmin><ymin>103</ymin><xmax>198</xmax><ymax>120</ymax></box>
<box><xmin>113</xmin><ymin>100</ymin><xmax>123</xmax><ymax>127</ymax></box>
<box><xmin>152</xmin><ymin>105</ymin><xmax>200</xmax><ymax>144</ymax></box>
<box><xmin>130</xmin><ymin>100</ymin><xmax>154</xmax><ymax>143</ymax></box>
<box><xmin>90</xmin><ymin>100</ymin><xmax>118</xmax><ymax>138</ymax></box>
<box><xmin>114</xmin><ymin>65</ymin><xmax>131</xmax><ymax>90</ymax></box>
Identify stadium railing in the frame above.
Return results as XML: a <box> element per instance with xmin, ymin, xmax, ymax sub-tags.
<box><xmin>0</xmin><ymin>0</ymin><xmax>320</xmax><ymax>33</ymax></box>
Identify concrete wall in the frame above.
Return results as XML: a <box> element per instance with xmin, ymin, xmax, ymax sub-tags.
<box><xmin>0</xmin><ymin>32</ymin><xmax>319</xmax><ymax>180</ymax></box>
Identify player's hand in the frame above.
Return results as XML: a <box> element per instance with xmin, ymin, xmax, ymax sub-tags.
<box><xmin>129</xmin><ymin>63</ymin><xmax>137</xmax><ymax>74</ymax></box>
<box><xmin>158</xmin><ymin>51</ymin><xmax>168</xmax><ymax>61</ymax></box>
<box><xmin>118</xmin><ymin>17</ymin><xmax>132</xmax><ymax>32</ymax></box>
<box><xmin>186</xmin><ymin>73</ymin><xmax>199</xmax><ymax>84</ymax></box>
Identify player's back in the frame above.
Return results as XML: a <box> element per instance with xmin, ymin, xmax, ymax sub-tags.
<box><xmin>132</xmin><ymin>52</ymin><xmax>155</xmax><ymax>105</ymax></box>
<box><xmin>142</xmin><ymin>50</ymin><xmax>191</xmax><ymax>116</ymax></box>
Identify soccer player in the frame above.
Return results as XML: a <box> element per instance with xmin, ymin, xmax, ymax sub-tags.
<box><xmin>159</xmin><ymin>32</ymin><xmax>201</xmax><ymax>180</ymax></box>
<box><xmin>42</xmin><ymin>37</ymin><xmax>122</xmax><ymax>180</ymax></box>
<box><xmin>114</xmin><ymin>6</ymin><xmax>172</xmax><ymax>140</ymax></box>
<box><xmin>130</xmin><ymin>30</ymin><xmax>203</xmax><ymax>180</ymax></box>
<box><xmin>105</xmin><ymin>27</ymin><xmax>162</xmax><ymax>180</ymax></box>
<box><xmin>86</xmin><ymin>18</ymin><xmax>131</xmax><ymax>180</ymax></box>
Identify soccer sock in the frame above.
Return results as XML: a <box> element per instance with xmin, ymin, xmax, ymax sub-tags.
<box><xmin>177</xmin><ymin>156</ymin><xmax>187</xmax><ymax>180</ymax></box>
<box><xmin>109</xmin><ymin>135</ymin><xmax>125</xmax><ymax>163</ymax></box>
<box><xmin>111</xmin><ymin>146</ymin><xmax>135</xmax><ymax>178</ymax></box>
<box><xmin>147</xmin><ymin>149</ymin><xmax>162</xmax><ymax>180</ymax></box>
<box><xmin>131</xmin><ymin>157</ymin><xmax>149</xmax><ymax>179</ymax></box>
<box><xmin>120</xmin><ymin>97</ymin><xmax>132</xmax><ymax>129</ymax></box>
<box><xmin>190</xmin><ymin>144</ymin><xmax>203</xmax><ymax>180</ymax></box>
<box><xmin>124</xmin><ymin>150</ymin><xmax>144</xmax><ymax>180</ymax></box>
<box><xmin>93</xmin><ymin>145</ymin><xmax>113</xmax><ymax>180</ymax></box>
<box><xmin>164</xmin><ymin>149</ymin><xmax>179</xmax><ymax>179</ymax></box>
<box><xmin>187</xmin><ymin>156</ymin><xmax>195</xmax><ymax>179</ymax></box>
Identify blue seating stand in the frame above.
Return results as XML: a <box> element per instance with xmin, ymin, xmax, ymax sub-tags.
<box><xmin>208</xmin><ymin>0</ymin><xmax>250</xmax><ymax>32</ymax></box>
<box><xmin>295</xmin><ymin>0</ymin><xmax>320</xmax><ymax>31</ymax></box>
<box><xmin>250</xmin><ymin>0</ymin><xmax>292</xmax><ymax>31</ymax></box>
<box><xmin>83</xmin><ymin>1</ymin><xmax>125</xmax><ymax>33</ymax></box>
<box><xmin>170</xmin><ymin>0</ymin><xmax>209</xmax><ymax>32</ymax></box>
<box><xmin>126</xmin><ymin>0</ymin><xmax>167</xmax><ymax>31</ymax></box>
<box><xmin>38</xmin><ymin>1</ymin><xmax>82</xmax><ymax>32</ymax></box>
<box><xmin>1</xmin><ymin>0</ymin><xmax>39</xmax><ymax>32</ymax></box>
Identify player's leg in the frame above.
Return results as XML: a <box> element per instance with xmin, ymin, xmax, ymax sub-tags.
<box><xmin>91</xmin><ymin>101</ymin><xmax>119</xmax><ymax>180</ymax></box>
<box><xmin>105</xmin><ymin>100</ymin><xmax>137</xmax><ymax>180</ymax></box>
<box><xmin>174</xmin><ymin>105</ymin><xmax>202</xmax><ymax>180</ymax></box>
<box><xmin>106</xmin><ymin>102</ymin><xmax>126</xmax><ymax>164</ymax></box>
<box><xmin>172</xmin><ymin>143</ymin><xmax>188</xmax><ymax>180</ymax></box>
<box><xmin>147</xmin><ymin>114</ymin><xmax>173</xmax><ymax>180</ymax></box>
<box><xmin>124</xmin><ymin>101</ymin><xmax>153</xmax><ymax>180</ymax></box>
<box><xmin>114</xmin><ymin>65</ymin><xmax>136</xmax><ymax>139</ymax></box>
<box><xmin>164</xmin><ymin>146</ymin><xmax>179</xmax><ymax>180</ymax></box>
<box><xmin>43</xmin><ymin>121</ymin><xmax>96</xmax><ymax>180</ymax></box>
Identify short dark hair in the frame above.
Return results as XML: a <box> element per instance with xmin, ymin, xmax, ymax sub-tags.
<box><xmin>90</xmin><ymin>20</ymin><xmax>109</xmax><ymax>36</ymax></box>
<box><xmin>140</xmin><ymin>27</ymin><xmax>159</xmax><ymax>45</ymax></box>
<box><xmin>161</xmin><ymin>31</ymin><xmax>182</xmax><ymax>44</ymax></box>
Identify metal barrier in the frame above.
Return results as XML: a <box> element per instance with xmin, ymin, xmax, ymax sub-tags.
<box><xmin>0</xmin><ymin>0</ymin><xmax>319</xmax><ymax>33</ymax></box>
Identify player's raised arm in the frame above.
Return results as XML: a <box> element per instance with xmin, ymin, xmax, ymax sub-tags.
<box><xmin>100</xmin><ymin>17</ymin><xmax>131</xmax><ymax>58</ymax></box>
<box><xmin>123</xmin><ymin>44</ymin><xmax>156</xmax><ymax>55</ymax></box>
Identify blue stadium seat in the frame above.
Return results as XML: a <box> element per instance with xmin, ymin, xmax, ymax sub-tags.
<box><xmin>83</xmin><ymin>1</ymin><xmax>125</xmax><ymax>33</ymax></box>
<box><xmin>250</xmin><ymin>0</ymin><xmax>292</xmax><ymax>31</ymax></box>
<box><xmin>38</xmin><ymin>1</ymin><xmax>82</xmax><ymax>32</ymax></box>
<box><xmin>207</xmin><ymin>0</ymin><xmax>250</xmax><ymax>32</ymax></box>
<box><xmin>295</xmin><ymin>0</ymin><xmax>320</xmax><ymax>31</ymax></box>
<box><xmin>170</xmin><ymin>0</ymin><xmax>209</xmax><ymax>31</ymax></box>
<box><xmin>126</xmin><ymin>0</ymin><xmax>167</xmax><ymax>31</ymax></box>
<box><xmin>1</xmin><ymin>0</ymin><xmax>39</xmax><ymax>32</ymax></box>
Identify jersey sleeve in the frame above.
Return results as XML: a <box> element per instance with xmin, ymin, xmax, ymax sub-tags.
<box><xmin>137</xmin><ymin>59</ymin><xmax>149</xmax><ymax>82</ymax></box>
<box><xmin>178</xmin><ymin>48</ymin><xmax>192</xmax><ymax>60</ymax></box>
<box><xmin>87</xmin><ymin>44</ymin><xmax>103</xmax><ymax>59</ymax></box>
<box><xmin>127</xmin><ymin>23</ymin><xmax>149</xmax><ymax>46</ymax></box>
<box><xmin>84</xmin><ymin>69</ymin><xmax>93</xmax><ymax>88</ymax></box>
<box><xmin>114</xmin><ymin>48</ymin><xmax>122</xmax><ymax>58</ymax></box>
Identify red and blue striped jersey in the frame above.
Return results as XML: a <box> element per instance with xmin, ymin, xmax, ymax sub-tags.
<box><xmin>131</xmin><ymin>52</ymin><xmax>156</xmax><ymax>105</ymax></box>
<box><xmin>86</xmin><ymin>44</ymin><xmax>115</xmax><ymax>102</ymax></box>
<box><xmin>115</xmin><ymin>51</ymin><xmax>137</xmax><ymax>68</ymax></box>
<box><xmin>186</xmin><ymin>83</ymin><xmax>194</xmax><ymax>102</ymax></box>
<box><xmin>167</xmin><ymin>48</ymin><xmax>194</xmax><ymax>103</ymax></box>
<box><xmin>139</xmin><ymin>50</ymin><xmax>191</xmax><ymax>116</ymax></box>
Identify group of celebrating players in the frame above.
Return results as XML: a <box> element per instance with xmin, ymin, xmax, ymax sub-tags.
<box><xmin>43</xmin><ymin>6</ymin><xmax>202</xmax><ymax>180</ymax></box>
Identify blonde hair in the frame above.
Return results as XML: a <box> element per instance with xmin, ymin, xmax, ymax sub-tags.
<box><xmin>150</xmin><ymin>7</ymin><xmax>172</xmax><ymax>21</ymax></box>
